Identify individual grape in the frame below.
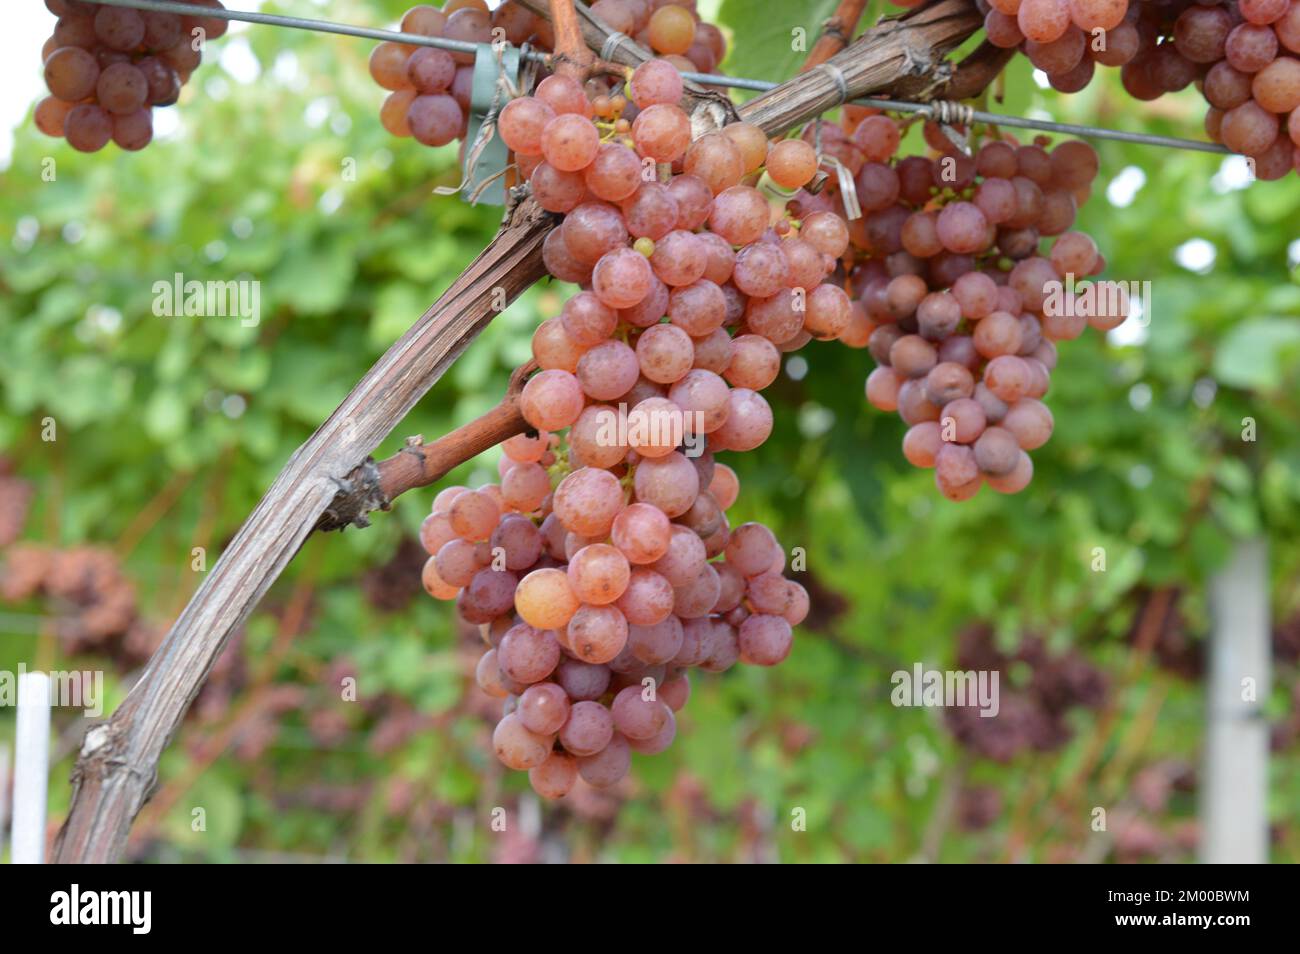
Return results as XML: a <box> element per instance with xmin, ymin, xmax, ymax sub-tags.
<box><xmin>620</xmin><ymin>273</ymin><xmax>671</xmax><ymax>330</ymax></box>
<box><xmin>733</xmin><ymin>242</ymin><xmax>792</xmax><ymax>299</ymax></box>
<box><xmin>1067</xmin><ymin>0</ymin><xmax>1125</xmax><ymax>31</ymax></box>
<box><xmin>402</xmin><ymin>4</ymin><xmax>449</xmax><ymax>35</ymax></box>
<box><xmin>935</xmin><ymin>441</ymin><xmax>980</xmax><ymax>487</ymax></box>
<box><xmin>611</xmin><ymin>503</ymin><xmax>672</xmax><ymax>565</ymax></box>
<box><xmin>443</xmin><ymin>6</ymin><xmax>492</xmax><ymax>63</ymax></box>
<box><xmin>632</xmin><ymin>103</ymin><xmax>692</xmax><ymax>162</ymax></box>
<box><xmin>521</xmin><ymin>368</ymin><xmax>586</xmax><ymax>432</ymax></box>
<box><xmin>380</xmin><ymin>90</ymin><xmax>417</xmax><ymax>136</ymax></box>
<box><xmin>1002</xmin><ymin>398</ymin><xmax>1055</xmax><ymax>449</ymax></box>
<box><xmin>1241</xmin><ymin>0</ymin><xmax>1289</xmax><ymax>24</ymax></box>
<box><xmin>610</xmin><ymin>684</ymin><xmax>669</xmax><ymax>740</ymax></box>
<box><xmin>33</xmin><ymin>97</ymin><xmax>75</xmax><ymax>138</ymax></box>
<box><xmin>627</xmin><ymin>709</ymin><xmax>677</xmax><ymax>755</ymax></box>
<box><xmin>493</xmin><ymin>713</ymin><xmax>552</xmax><ymax>770</ymax></box>
<box><xmin>629</xmin><ymin>57</ymin><xmax>684</xmax><ymax>109</ymax></box>
<box><xmin>622</xmin><ymin>182</ymin><xmax>678</xmax><ymax>242</ymax></box>
<box><xmin>1018</xmin><ymin>0</ymin><xmax>1070</xmax><ymax>42</ymax></box>
<box><xmin>1225</xmin><ymin>23</ymin><xmax>1279</xmax><ymax>73</ymax></box>
<box><xmin>801</xmin><ymin>211</ymin><xmax>851</xmax><ymax>258</ymax></box>
<box><xmin>369</xmin><ymin>42</ymin><xmax>413</xmax><ymax>91</ymax></box>
<box><xmin>566</xmin><ymin>603</ymin><xmax>630</xmax><ymax>663</ymax></box>
<box><xmin>684</xmin><ymin>133</ymin><xmax>745</xmax><ymax>194</ymax></box>
<box><xmin>592</xmin><ymin>247</ymin><xmax>653</xmax><ymax>309</ymax></box>
<box><xmin>615</xmin><ymin>568</ymin><xmax>675</xmax><ymax>626</ymax></box>
<box><xmin>566</xmin><ymin>543</ymin><xmax>631</xmax><ymax>607</ymax></box>
<box><xmin>576</xmin><ymin>339</ymin><xmax>640</xmax><ymax>401</ymax></box>
<box><xmin>636</xmin><ymin>323</ymin><xmax>695</xmax><ymax>384</ymax></box>
<box><xmin>514</xmin><ymin>567</ymin><xmax>580</xmax><ymax>630</ymax></box>
<box><xmin>667</xmin><ymin>280</ymin><xmax>727</xmax><ymax>336</ymax></box>
<box><xmin>902</xmin><ymin>421</ymin><xmax>944</xmax><ymax>467</ymax></box>
<box><xmin>708</xmin><ymin>186</ymin><xmax>771</xmax><ymax>246</ymax></box>
<box><xmin>585</xmin><ymin>142</ymin><xmax>643</xmax><ymax>201</ymax></box>
<box><xmin>721</xmin><ymin>122</ymin><xmax>770</xmax><ymax>175</ymax></box>
<box><xmin>738</xmin><ymin>614</ymin><xmax>794</xmax><ymax>666</ymax></box>
<box><xmin>941</xmin><ymin>397</ymin><xmax>988</xmax><ymax>445</ymax></box>
<box><xmin>936</xmin><ymin>202</ymin><xmax>990</xmax><ymax>255</ymax></box>
<box><xmin>44</xmin><ymin>46</ymin><xmax>99</xmax><ymax>102</ymax></box>
<box><xmin>529</xmin><ymin>751</ymin><xmax>577</xmax><ymax>799</ymax></box>
<box><xmin>1252</xmin><ymin>58</ymin><xmax>1300</xmax><ymax>113</ymax></box>
<box><xmin>64</xmin><ymin>104</ymin><xmax>112</xmax><ymax>153</ymax></box>
<box><xmin>1025</xmin><ymin>27</ymin><xmax>1086</xmax><ymax>74</ymax></box>
<box><xmin>659</xmin><ymin>177</ymin><xmax>710</xmax><ymax>235</ymax></box>
<box><xmin>647</xmin><ymin>3</ymin><xmax>696</xmax><ymax>54</ymax></box>
<box><xmin>531</xmin><ymin>161</ymin><xmax>587</xmax><ymax>213</ymax></box>
<box><xmin>767</xmin><ymin>139</ymin><xmax>819</xmax><ymax>190</ymax></box>
<box><xmin>408</xmin><ymin>94</ymin><xmax>462</xmax><ymax>147</ymax></box>
<box><xmin>576</xmin><ymin>732</ymin><xmax>630</xmax><ymax>787</ymax></box>
<box><xmin>973</xmin><ymin>425</ymin><xmax>1022</xmax><ymax>476</ymax></box>
<box><xmin>1204</xmin><ymin>62</ymin><xmax>1254</xmax><ymax>110</ymax></box>
<box><xmin>743</xmin><ymin>289</ymin><xmax>802</xmax><ymax>344</ymax></box>
<box><xmin>986</xmin><ymin>450</ymin><xmax>1034</xmax><ymax>493</ymax></box>
<box><xmin>498</xmin><ymin>95</ymin><xmax>554</xmax><ymax>155</ymax></box>
<box><xmin>631</xmin><ymin>452</ymin><xmax>698</xmax><ymax>518</ymax></box>
<box><xmin>623</xmin><ymin>396</ymin><xmax>681</xmax><ymax>458</ymax></box>
<box><xmin>559</xmin><ymin>700</ymin><xmax>614</xmax><ymax>757</ymax></box>
<box><xmin>698</xmin><ymin>620</ymin><xmax>741</xmax><ymax>673</ymax></box>
<box><xmin>984</xmin><ymin>355</ymin><xmax>1034</xmax><ymax>404</ymax></box>
<box><xmin>804</xmin><ymin>284</ymin><xmax>853</xmax><ymax>340</ymax></box>
<box><xmin>407</xmin><ymin>47</ymin><xmax>456</xmax><ymax>95</ymax></box>
<box><xmin>865</xmin><ymin>365</ymin><xmax>904</xmax><ymax>411</ymax></box>
<box><xmin>556</xmin><ymin>658</ymin><xmax>611</xmax><ymax>702</ymax></box>
<box><xmin>94</xmin><ymin>6</ymin><xmax>146</xmax><ymax>51</ymax></box>
<box><xmin>96</xmin><ymin>63</ymin><xmax>148</xmax><ymax>116</ymax></box>
<box><xmin>724</xmin><ymin>335</ymin><xmax>781</xmax><ymax>391</ymax></box>
<box><xmin>711</xmin><ymin>388</ymin><xmax>773</xmax><ymax>451</ymax></box>
<box><xmin>461</xmin><ymin>568</ymin><xmax>518</xmax><ymax>623</ymax></box>
<box><xmin>553</xmin><ymin>466</ymin><xmax>624</xmax><ymax>537</ymax></box>
<box><xmin>651</xmin><ymin>229</ymin><xmax>708</xmax><ymax>287</ymax></box>
<box><xmin>422</xmin><ymin>555</ymin><xmax>459</xmax><ymax>600</ymax></box>
<box><xmin>897</xmin><ymin>379</ymin><xmax>943</xmax><ymax>424</ymax></box>
<box><xmin>1220</xmin><ymin>100</ymin><xmax>1280</xmax><ymax>156</ymax></box>
<box><xmin>542</xmin><ymin>112</ymin><xmax>600</xmax><ymax>171</ymax></box>
<box><xmin>669</xmin><ymin>368</ymin><xmax>730</xmax><ymax>433</ymax></box>
<box><xmin>627</xmin><ymin>616</ymin><xmax>685</xmax><ymax>666</ymax></box>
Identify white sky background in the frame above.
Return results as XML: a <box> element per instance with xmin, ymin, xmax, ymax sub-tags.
<box><xmin>0</xmin><ymin>3</ymin><xmax>57</xmax><ymax>167</ymax></box>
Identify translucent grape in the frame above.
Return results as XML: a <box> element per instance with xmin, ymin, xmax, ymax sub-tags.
<box><xmin>520</xmin><ymin>369</ymin><xmax>584</xmax><ymax>431</ymax></box>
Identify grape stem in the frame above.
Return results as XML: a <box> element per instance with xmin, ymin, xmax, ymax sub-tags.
<box><xmin>800</xmin><ymin>0</ymin><xmax>870</xmax><ymax>72</ymax></box>
<box><xmin>547</xmin><ymin>0</ymin><xmax>596</xmax><ymax>79</ymax></box>
<box><xmin>317</xmin><ymin>362</ymin><xmax>536</xmax><ymax>533</ymax></box>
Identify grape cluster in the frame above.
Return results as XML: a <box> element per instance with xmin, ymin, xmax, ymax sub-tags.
<box><xmin>943</xmin><ymin>624</ymin><xmax>1108</xmax><ymax>762</ymax></box>
<box><xmin>413</xmin><ymin>57</ymin><xmax>848</xmax><ymax>798</ymax></box>
<box><xmin>808</xmin><ymin>110</ymin><xmax>1116</xmax><ymax>498</ymax></box>
<box><xmin>35</xmin><ymin>0</ymin><xmax>226</xmax><ymax>153</ymax></box>
<box><xmin>372</xmin><ymin>1</ymin><xmax>725</xmax><ymax>151</ymax></box>
<box><xmin>0</xmin><ymin>542</ymin><xmax>142</xmax><ymax>653</ymax></box>
<box><xmin>985</xmin><ymin>0</ymin><xmax>1300</xmax><ymax>178</ymax></box>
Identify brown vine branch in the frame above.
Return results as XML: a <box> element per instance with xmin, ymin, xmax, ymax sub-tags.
<box><xmin>546</xmin><ymin>0</ymin><xmax>595</xmax><ymax>78</ymax></box>
<box><xmin>800</xmin><ymin>0</ymin><xmax>870</xmax><ymax>72</ymax></box>
<box><xmin>318</xmin><ymin>363</ymin><xmax>534</xmax><ymax>532</ymax></box>
<box><xmin>54</xmin><ymin>0</ymin><xmax>989</xmax><ymax>864</ymax></box>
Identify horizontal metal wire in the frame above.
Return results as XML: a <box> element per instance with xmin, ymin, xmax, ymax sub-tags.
<box><xmin>84</xmin><ymin>0</ymin><xmax>1233</xmax><ymax>156</ymax></box>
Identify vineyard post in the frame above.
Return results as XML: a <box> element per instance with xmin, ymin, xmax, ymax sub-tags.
<box><xmin>1200</xmin><ymin>538</ymin><xmax>1270</xmax><ymax>863</ymax></box>
<box><xmin>12</xmin><ymin>672</ymin><xmax>52</xmax><ymax>864</ymax></box>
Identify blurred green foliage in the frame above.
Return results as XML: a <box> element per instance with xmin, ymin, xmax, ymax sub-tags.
<box><xmin>1</xmin><ymin>0</ymin><xmax>1299</xmax><ymax>863</ymax></box>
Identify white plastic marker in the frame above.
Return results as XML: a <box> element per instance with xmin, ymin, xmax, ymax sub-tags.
<box><xmin>11</xmin><ymin>671</ymin><xmax>51</xmax><ymax>864</ymax></box>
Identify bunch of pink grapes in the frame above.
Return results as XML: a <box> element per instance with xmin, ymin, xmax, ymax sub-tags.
<box><xmin>983</xmin><ymin>0</ymin><xmax>1300</xmax><ymax>176</ymax></box>
<box><xmin>36</xmin><ymin>0</ymin><xmax>227</xmax><ymax>152</ymax></box>
<box><xmin>790</xmin><ymin>111</ymin><xmax>1119</xmax><ymax>499</ymax></box>
<box><xmin>413</xmin><ymin>54</ymin><xmax>867</xmax><ymax>799</ymax></box>
<box><xmin>373</xmin><ymin>1</ymin><xmax>726</xmax><ymax>151</ymax></box>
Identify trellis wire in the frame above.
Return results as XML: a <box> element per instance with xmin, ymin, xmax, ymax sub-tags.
<box><xmin>89</xmin><ymin>0</ymin><xmax>1232</xmax><ymax>156</ymax></box>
